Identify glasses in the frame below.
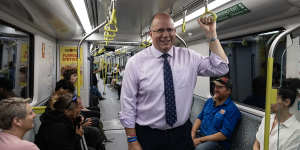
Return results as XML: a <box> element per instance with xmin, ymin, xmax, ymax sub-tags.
<box><xmin>66</xmin><ymin>95</ymin><xmax>78</xmax><ymax>109</ymax></box>
<box><xmin>151</xmin><ymin>28</ymin><xmax>175</xmax><ymax>34</ymax></box>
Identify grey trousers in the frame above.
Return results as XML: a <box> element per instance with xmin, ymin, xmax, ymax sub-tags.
<box><xmin>195</xmin><ymin>141</ymin><xmax>223</xmax><ymax>150</ymax></box>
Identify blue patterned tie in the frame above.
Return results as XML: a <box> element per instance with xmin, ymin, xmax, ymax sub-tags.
<box><xmin>162</xmin><ymin>53</ymin><xmax>177</xmax><ymax>126</ymax></box>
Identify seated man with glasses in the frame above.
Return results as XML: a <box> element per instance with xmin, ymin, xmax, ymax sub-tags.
<box><xmin>0</xmin><ymin>97</ymin><xmax>39</xmax><ymax>150</ymax></box>
<box><xmin>35</xmin><ymin>90</ymin><xmax>83</xmax><ymax>150</ymax></box>
<box><xmin>191</xmin><ymin>77</ymin><xmax>241</xmax><ymax>150</ymax></box>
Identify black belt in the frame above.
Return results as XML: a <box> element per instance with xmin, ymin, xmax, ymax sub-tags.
<box><xmin>136</xmin><ymin>121</ymin><xmax>191</xmax><ymax>134</ymax></box>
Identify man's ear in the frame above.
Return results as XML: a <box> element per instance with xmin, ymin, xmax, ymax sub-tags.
<box><xmin>149</xmin><ymin>31</ymin><xmax>153</xmax><ymax>37</ymax></box>
<box><xmin>12</xmin><ymin>117</ymin><xmax>23</xmax><ymax>127</ymax></box>
<box><xmin>283</xmin><ymin>98</ymin><xmax>291</xmax><ymax>107</ymax></box>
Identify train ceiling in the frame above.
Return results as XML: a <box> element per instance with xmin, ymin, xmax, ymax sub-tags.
<box><xmin>0</xmin><ymin>0</ymin><xmax>299</xmax><ymax>42</ymax></box>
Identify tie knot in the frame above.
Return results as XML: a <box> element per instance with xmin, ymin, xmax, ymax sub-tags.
<box><xmin>162</xmin><ymin>53</ymin><xmax>169</xmax><ymax>59</ymax></box>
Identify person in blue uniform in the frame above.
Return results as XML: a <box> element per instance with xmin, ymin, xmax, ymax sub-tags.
<box><xmin>191</xmin><ymin>77</ymin><xmax>241</xmax><ymax>150</ymax></box>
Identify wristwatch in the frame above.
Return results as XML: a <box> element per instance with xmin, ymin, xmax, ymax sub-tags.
<box><xmin>209</xmin><ymin>37</ymin><xmax>218</xmax><ymax>43</ymax></box>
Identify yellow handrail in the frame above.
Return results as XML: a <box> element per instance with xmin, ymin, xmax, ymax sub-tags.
<box><xmin>32</xmin><ymin>106</ymin><xmax>46</xmax><ymax>114</ymax></box>
<box><xmin>264</xmin><ymin>58</ymin><xmax>275</xmax><ymax>150</ymax></box>
<box><xmin>77</xmin><ymin>48</ymin><xmax>81</xmax><ymax>96</ymax></box>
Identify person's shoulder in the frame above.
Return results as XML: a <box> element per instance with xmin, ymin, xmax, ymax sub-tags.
<box><xmin>23</xmin><ymin>141</ymin><xmax>40</xmax><ymax>150</ymax></box>
<box><xmin>127</xmin><ymin>48</ymin><xmax>150</xmax><ymax>62</ymax></box>
<box><xmin>227</xmin><ymin>99</ymin><xmax>241</xmax><ymax>113</ymax></box>
<box><xmin>17</xmin><ymin>140</ymin><xmax>40</xmax><ymax>150</ymax></box>
<box><xmin>292</xmin><ymin>118</ymin><xmax>300</xmax><ymax>130</ymax></box>
<box><xmin>204</xmin><ymin>98</ymin><xmax>214</xmax><ymax>105</ymax></box>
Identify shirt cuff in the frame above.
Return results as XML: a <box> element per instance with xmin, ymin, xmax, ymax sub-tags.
<box><xmin>119</xmin><ymin>111</ymin><xmax>136</xmax><ymax>128</ymax></box>
<box><xmin>220</xmin><ymin>129</ymin><xmax>231</xmax><ymax>139</ymax></box>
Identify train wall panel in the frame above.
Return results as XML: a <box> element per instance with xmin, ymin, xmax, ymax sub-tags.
<box><xmin>188</xmin><ymin>41</ymin><xmax>211</xmax><ymax>98</ymax></box>
<box><xmin>32</xmin><ymin>35</ymin><xmax>56</xmax><ymax>105</ymax></box>
<box><xmin>286</xmin><ymin>36</ymin><xmax>300</xmax><ymax>121</ymax></box>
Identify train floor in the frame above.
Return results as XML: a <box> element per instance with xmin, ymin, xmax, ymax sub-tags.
<box><xmin>97</xmin><ymin>78</ymin><xmax>128</xmax><ymax>150</ymax></box>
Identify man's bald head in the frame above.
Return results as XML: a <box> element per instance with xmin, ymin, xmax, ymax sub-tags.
<box><xmin>150</xmin><ymin>13</ymin><xmax>174</xmax><ymax>29</ymax></box>
<box><xmin>149</xmin><ymin>12</ymin><xmax>176</xmax><ymax>53</ymax></box>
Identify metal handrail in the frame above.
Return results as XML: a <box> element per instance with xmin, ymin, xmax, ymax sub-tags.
<box><xmin>95</xmin><ymin>41</ymin><xmax>141</xmax><ymax>46</ymax></box>
<box><xmin>264</xmin><ymin>23</ymin><xmax>300</xmax><ymax>150</ymax></box>
<box><xmin>76</xmin><ymin>20</ymin><xmax>108</xmax><ymax>96</ymax></box>
<box><xmin>176</xmin><ymin>34</ymin><xmax>188</xmax><ymax>47</ymax></box>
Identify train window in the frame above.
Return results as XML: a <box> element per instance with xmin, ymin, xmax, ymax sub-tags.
<box><xmin>0</xmin><ymin>22</ymin><xmax>33</xmax><ymax>99</ymax></box>
<box><xmin>213</xmin><ymin>29</ymin><xmax>287</xmax><ymax>111</ymax></box>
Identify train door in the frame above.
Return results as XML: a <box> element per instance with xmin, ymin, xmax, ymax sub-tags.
<box><xmin>0</xmin><ymin>22</ymin><xmax>33</xmax><ymax>99</ymax></box>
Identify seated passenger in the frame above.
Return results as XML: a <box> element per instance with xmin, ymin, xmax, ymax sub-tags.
<box><xmin>54</xmin><ymin>81</ymin><xmax>107</xmax><ymax>150</ymax></box>
<box><xmin>35</xmin><ymin>90</ymin><xmax>83</xmax><ymax>150</ymax></box>
<box><xmin>55</xmin><ymin>79</ymin><xmax>100</xmax><ymax>120</ymax></box>
<box><xmin>62</xmin><ymin>66</ymin><xmax>78</xmax><ymax>85</ymax></box>
<box><xmin>62</xmin><ymin>67</ymin><xmax>103</xmax><ymax>107</ymax></box>
<box><xmin>0</xmin><ymin>97</ymin><xmax>39</xmax><ymax>150</ymax></box>
<box><xmin>191</xmin><ymin>77</ymin><xmax>241</xmax><ymax>150</ymax></box>
<box><xmin>253</xmin><ymin>83</ymin><xmax>300</xmax><ymax>150</ymax></box>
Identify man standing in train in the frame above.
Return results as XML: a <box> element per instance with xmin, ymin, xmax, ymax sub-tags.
<box><xmin>119</xmin><ymin>12</ymin><xmax>229</xmax><ymax>150</ymax></box>
<box><xmin>191</xmin><ymin>77</ymin><xmax>241</xmax><ymax>150</ymax></box>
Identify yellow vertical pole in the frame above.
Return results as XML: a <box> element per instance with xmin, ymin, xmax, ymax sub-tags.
<box><xmin>264</xmin><ymin>57</ymin><xmax>274</xmax><ymax>150</ymax></box>
<box><xmin>77</xmin><ymin>47</ymin><xmax>81</xmax><ymax>96</ymax></box>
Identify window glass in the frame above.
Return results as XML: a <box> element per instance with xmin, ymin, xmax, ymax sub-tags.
<box><xmin>0</xmin><ymin>23</ymin><xmax>32</xmax><ymax>98</ymax></box>
<box><xmin>214</xmin><ymin>29</ymin><xmax>286</xmax><ymax>110</ymax></box>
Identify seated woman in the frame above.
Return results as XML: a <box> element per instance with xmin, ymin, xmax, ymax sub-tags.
<box><xmin>253</xmin><ymin>82</ymin><xmax>300</xmax><ymax>150</ymax></box>
<box><xmin>35</xmin><ymin>90</ymin><xmax>83</xmax><ymax>150</ymax></box>
<box><xmin>54</xmin><ymin>81</ymin><xmax>107</xmax><ymax>150</ymax></box>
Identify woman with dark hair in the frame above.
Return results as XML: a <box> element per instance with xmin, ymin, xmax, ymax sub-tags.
<box><xmin>35</xmin><ymin>90</ymin><xmax>83</xmax><ymax>150</ymax></box>
<box><xmin>62</xmin><ymin>67</ymin><xmax>78</xmax><ymax>84</ymax></box>
<box><xmin>253</xmin><ymin>79</ymin><xmax>300</xmax><ymax>150</ymax></box>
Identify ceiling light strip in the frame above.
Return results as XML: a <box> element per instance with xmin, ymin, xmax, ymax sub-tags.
<box><xmin>70</xmin><ymin>0</ymin><xmax>92</xmax><ymax>33</ymax></box>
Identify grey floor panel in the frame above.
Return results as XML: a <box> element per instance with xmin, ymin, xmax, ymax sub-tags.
<box><xmin>103</xmin><ymin>119</ymin><xmax>124</xmax><ymax>131</ymax></box>
<box><xmin>97</xmin><ymin>77</ymin><xmax>127</xmax><ymax>150</ymax></box>
<box><xmin>99</xmin><ymin>98</ymin><xmax>121</xmax><ymax>121</ymax></box>
<box><xmin>105</xmin><ymin>130</ymin><xmax>128</xmax><ymax>150</ymax></box>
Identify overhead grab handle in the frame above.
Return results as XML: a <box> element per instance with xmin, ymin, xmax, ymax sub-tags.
<box><xmin>200</xmin><ymin>0</ymin><xmax>217</xmax><ymax>22</ymax></box>
<box><xmin>182</xmin><ymin>10</ymin><xmax>187</xmax><ymax>33</ymax></box>
<box><xmin>104</xmin><ymin>8</ymin><xmax>118</xmax><ymax>33</ymax></box>
<box><xmin>140</xmin><ymin>40</ymin><xmax>152</xmax><ymax>48</ymax></box>
<box><xmin>104</xmin><ymin>0</ymin><xmax>118</xmax><ymax>44</ymax></box>
<box><xmin>92</xmin><ymin>48</ymin><xmax>106</xmax><ymax>57</ymax></box>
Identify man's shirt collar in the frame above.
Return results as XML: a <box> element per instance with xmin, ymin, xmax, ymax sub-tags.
<box><xmin>151</xmin><ymin>45</ymin><xmax>174</xmax><ymax>58</ymax></box>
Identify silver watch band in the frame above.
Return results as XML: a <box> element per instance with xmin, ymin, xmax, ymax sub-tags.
<box><xmin>209</xmin><ymin>37</ymin><xmax>218</xmax><ymax>42</ymax></box>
